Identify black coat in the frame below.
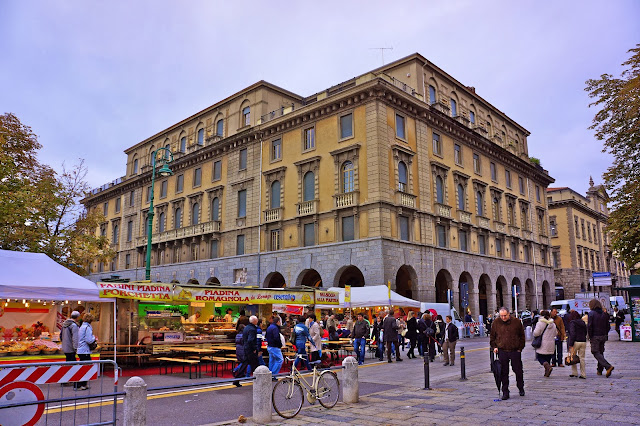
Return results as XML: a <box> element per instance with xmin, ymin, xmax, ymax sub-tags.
<box><xmin>243</xmin><ymin>323</ymin><xmax>258</xmax><ymax>355</ymax></box>
<box><xmin>382</xmin><ymin>315</ymin><xmax>398</xmax><ymax>343</ymax></box>
<box><xmin>443</xmin><ymin>322</ymin><xmax>459</xmax><ymax>342</ymax></box>
<box><xmin>588</xmin><ymin>308</ymin><xmax>610</xmax><ymax>338</ymax></box>
<box><xmin>567</xmin><ymin>318</ymin><xmax>587</xmax><ymax>346</ymax></box>
<box><xmin>406</xmin><ymin>317</ymin><xmax>418</xmax><ymax>339</ymax></box>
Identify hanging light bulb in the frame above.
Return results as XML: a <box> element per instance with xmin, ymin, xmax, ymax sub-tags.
<box><xmin>25</xmin><ymin>302</ymin><xmax>29</xmax><ymax>308</ymax></box>
<box><xmin>37</xmin><ymin>300</ymin><xmax>41</xmax><ymax>303</ymax></box>
<box><xmin>4</xmin><ymin>302</ymin><xmax>7</xmax><ymax>307</ymax></box>
<box><xmin>78</xmin><ymin>301</ymin><xmax>82</xmax><ymax>305</ymax></box>
<box><xmin>6</xmin><ymin>299</ymin><xmax>10</xmax><ymax>303</ymax></box>
<box><xmin>22</xmin><ymin>299</ymin><xmax>26</xmax><ymax>304</ymax></box>
<box><xmin>65</xmin><ymin>300</ymin><xmax>69</xmax><ymax>305</ymax></box>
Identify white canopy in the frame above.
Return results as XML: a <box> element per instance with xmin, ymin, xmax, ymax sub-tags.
<box><xmin>0</xmin><ymin>249</ymin><xmax>109</xmax><ymax>302</ymax></box>
<box><xmin>315</xmin><ymin>285</ymin><xmax>421</xmax><ymax>309</ymax></box>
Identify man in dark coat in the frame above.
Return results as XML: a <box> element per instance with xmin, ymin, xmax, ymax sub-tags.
<box><xmin>422</xmin><ymin>313</ymin><xmax>437</xmax><ymax>362</ymax></box>
<box><xmin>232</xmin><ymin>315</ymin><xmax>260</xmax><ymax>387</ymax></box>
<box><xmin>382</xmin><ymin>310</ymin><xmax>403</xmax><ymax>363</ymax></box>
<box><xmin>490</xmin><ymin>307</ymin><xmax>526</xmax><ymax>400</ymax></box>
<box><xmin>588</xmin><ymin>299</ymin><xmax>615</xmax><ymax>377</ymax></box>
<box><xmin>442</xmin><ymin>315</ymin><xmax>459</xmax><ymax>366</ymax></box>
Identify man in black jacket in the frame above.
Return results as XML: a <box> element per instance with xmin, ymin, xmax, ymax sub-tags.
<box><xmin>442</xmin><ymin>315</ymin><xmax>459</xmax><ymax>366</ymax></box>
<box><xmin>382</xmin><ymin>310</ymin><xmax>403</xmax><ymax>363</ymax></box>
<box><xmin>242</xmin><ymin>316</ymin><xmax>260</xmax><ymax>375</ymax></box>
<box><xmin>587</xmin><ymin>299</ymin><xmax>615</xmax><ymax>377</ymax></box>
<box><xmin>353</xmin><ymin>312</ymin><xmax>370</xmax><ymax>365</ymax></box>
<box><xmin>422</xmin><ymin>313</ymin><xmax>436</xmax><ymax>362</ymax></box>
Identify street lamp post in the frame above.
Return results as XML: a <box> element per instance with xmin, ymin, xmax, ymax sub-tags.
<box><xmin>145</xmin><ymin>148</ymin><xmax>174</xmax><ymax>281</ymax></box>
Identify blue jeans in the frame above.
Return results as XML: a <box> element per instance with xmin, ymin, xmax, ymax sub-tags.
<box><xmin>267</xmin><ymin>346</ymin><xmax>283</xmax><ymax>376</ymax></box>
<box><xmin>353</xmin><ymin>337</ymin><xmax>366</xmax><ymax>364</ymax></box>
<box><xmin>553</xmin><ymin>338</ymin><xmax>563</xmax><ymax>365</ymax></box>
<box><xmin>377</xmin><ymin>340</ymin><xmax>384</xmax><ymax>360</ymax></box>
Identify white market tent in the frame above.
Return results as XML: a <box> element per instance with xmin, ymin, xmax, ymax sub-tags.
<box><xmin>0</xmin><ymin>249</ymin><xmax>108</xmax><ymax>301</ymax></box>
<box><xmin>315</xmin><ymin>285</ymin><xmax>421</xmax><ymax>309</ymax></box>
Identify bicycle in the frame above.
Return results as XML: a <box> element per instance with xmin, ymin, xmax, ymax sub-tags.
<box><xmin>272</xmin><ymin>353</ymin><xmax>340</xmax><ymax>418</ymax></box>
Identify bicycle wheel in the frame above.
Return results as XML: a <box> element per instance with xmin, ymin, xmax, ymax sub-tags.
<box><xmin>272</xmin><ymin>377</ymin><xmax>304</xmax><ymax>419</ymax></box>
<box><xmin>317</xmin><ymin>370</ymin><xmax>340</xmax><ymax>408</ymax></box>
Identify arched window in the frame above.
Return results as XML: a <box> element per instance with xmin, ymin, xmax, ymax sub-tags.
<box><xmin>398</xmin><ymin>161</ymin><xmax>407</xmax><ymax>192</ymax></box>
<box><xmin>197</xmin><ymin>128</ymin><xmax>204</xmax><ymax>145</ymax></box>
<box><xmin>216</xmin><ymin>119</ymin><xmax>223</xmax><ymax>136</ymax></box>
<box><xmin>164</xmin><ymin>143</ymin><xmax>171</xmax><ymax>159</ymax></box>
<box><xmin>149</xmin><ymin>146</ymin><xmax>155</xmax><ymax>164</ymax></box>
<box><xmin>192</xmin><ymin>203</ymin><xmax>200</xmax><ymax>225</ymax></box>
<box><xmin>175</xmin><ymin>208</ymin><xmax>182</xmax><ymax>229</ymax></box>
<box><xmin>457</xmin><ymin>184</ymin><xmax>465</xmax><ymax>210</ymax></box>
<box><xmin>476</xmin><ymin>191</ymin><xmax>484</xmax><ymax>216</ymax></box>
<box><xmin>133</xmin><ymin>158</ymin><xmax>138</xmax><ymax>174</ymax></box>
<box><xmin>271</xmin><ymin>181</ymin><xmax>281</xmax><ymax>209</ymax></box>
<box><xmin>436</xmin><ymin>176</ymin><xmax>444</xmax><ymax>204</ymax></box>
<box><xmin>450</xmin><ymin>98</ymin><xmax>457</xmax><ymax>117</ymax></box>
<box><xmin>159</xmin><ymin>212</ymin><xmax>165</xmax><ymax>233</ymax></box>
<box><xmin>180</xmin><ymin>136</ymin><xmax>186</xmax><ymax>153</ymax></box>
<box><xmin>303</xmin><ymin>171</ymin><xmax>314</xmax><ymax>201</ymax></box>
<box><xmin>211</xmin><ymin>197</ymin><xmax>220</xmax><ymax>221</ymax></box>
<box><xmin>342</xmin><ymin>161</ymin><xmax>354</xmax><ymax>193</ymax></box>
<box><xmin>242</xmin><ymin>106</ymin><xmax>250</xmax><ymax>126</ymax></box>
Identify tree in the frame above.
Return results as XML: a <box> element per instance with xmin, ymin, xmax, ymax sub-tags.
<box><xmin>585</xmin><ymin>44</ymin><xmax>640</xmax><ymax>268</ymax></box>
<box><xmin>0</xmin><ymin>113</ymin><xmax>114</xmax><ymax>274</ymax></box>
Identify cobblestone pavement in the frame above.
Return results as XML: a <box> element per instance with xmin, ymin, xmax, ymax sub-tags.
<box><xmin>211</xmin><ymin>334</ymin><xmax>640</xmax><ymax>425</ymax></box>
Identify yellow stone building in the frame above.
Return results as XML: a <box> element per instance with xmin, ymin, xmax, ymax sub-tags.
<box><xmin>83</xmin><ymin>53</ymin><xmax>556</xmax><ymax>318</ymax></box>
<box><xmin>547</xmin><ymin>179</ymin><xmax>630</xmax><ymax>299</ymax></box>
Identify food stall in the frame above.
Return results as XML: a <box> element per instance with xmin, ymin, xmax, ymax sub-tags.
<box><xmin>618</xmin><ymin>280</ymin><xmax>640</xmax><ymax>343</ymax></box>
<box><xmin>0</xmin><ymin>250</ymin><xmax>115</xmax><ymax>364</ymax></box>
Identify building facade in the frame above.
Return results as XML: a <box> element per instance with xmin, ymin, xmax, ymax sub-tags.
<box><xmin>83</xmin><ymin>53</ymin><xmax>555</xmax><ymax>318</ymax></box>
<box><xmin>547</xmin><ymin>179</ymin><xmax>630</xmax><ymax>299</ymax></box>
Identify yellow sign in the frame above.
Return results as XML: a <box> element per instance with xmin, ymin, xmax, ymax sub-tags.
<box><xmin>183</xmin><ymin>287</ymin><xmax>314</xmax><ymax>305</ymax></box>
<box><xmin>97</xmin><ymin>282</ymin><xmax>172</xmax><ymax>301</ymax></box>
<box><xmin>315</xmin><ymin>290</ymin><xmax>340</xmax><ymax>305</ymax></box>
<box><xmin>344</xmin><ymin>285</ymin><xmax>351</xmax><ymax>305</ymax></box>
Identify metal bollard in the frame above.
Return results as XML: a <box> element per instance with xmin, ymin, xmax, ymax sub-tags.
<box><xmin>423</xmin><ymin>354</ymin><xmax>431</xmax><ymax>390</ymax></box>
<box><xmin>460</xmin><ymin>346</ymin><xmax>467</xmax><ymax>380</ymax></box>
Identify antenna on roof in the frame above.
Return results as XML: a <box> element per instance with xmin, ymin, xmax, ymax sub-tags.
<box><xmin>369</xmin><ymin>47</ymin><xmax>393</xmax><ymax>65</ymax></box>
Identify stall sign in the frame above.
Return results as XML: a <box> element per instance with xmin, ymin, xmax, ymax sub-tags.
<box><xmin>184</xmin><ymin>287</ymin><xmax>314</xmax><ymax>305</ymax></box>
<box><xmin>151</xmin><ymin>332</ymin><xmax>184</xmax><ymax>342</ymax></box>
<box><xmin>97</xmin><ymin>282</ymin><xmax>172</xmax><ymax>301</ymax></box>
<box><xmin>315</xmin><ymin>290</ymin><xmax>340</xmax><ymax>306</ymax></box>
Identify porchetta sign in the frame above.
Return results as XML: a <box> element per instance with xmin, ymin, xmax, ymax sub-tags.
<box><xmin>97</xmin><ymin>282</ymin><xmax>172</xmax><ymax>301</ymax></box>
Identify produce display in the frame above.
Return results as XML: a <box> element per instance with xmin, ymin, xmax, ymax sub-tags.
<box><xmin>0</xmin><ymin>339</ymin><xmax>61</xmax><ymax>356</ymax></box>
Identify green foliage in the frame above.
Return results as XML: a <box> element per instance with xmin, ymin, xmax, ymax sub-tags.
<box><xmin>586</xmin><ymin>44</ymin><xmax>640</xmax><ymax>267</ymax></box>
<box><xmin>529</xmin><ymin>157</ymin><xmax>541</xmax><ymax>166</ymax></box>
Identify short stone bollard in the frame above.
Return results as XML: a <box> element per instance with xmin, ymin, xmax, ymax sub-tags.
<box><xmin>342</xmin><ymin>356</ymin><xmax>359</xmax><ymax>403</ymax></box>
<box><xmin>252</xmin><ymin>365</ymin><xmax>272</xmax><ymax>424</ymax></box>
<box><xmin>124</xmin><ymin>376</ymin><xmax>147</xmax><ymax>426</ymax></box>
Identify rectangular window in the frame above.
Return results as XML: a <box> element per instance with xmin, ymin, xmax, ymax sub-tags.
<box><xmin>340</xmin><ymin>113</ymin><xmax>353</xmax><ymax>139</ymax></box>
<box><xmin>270</xmin><ymin>230</ymin><xmax>281</xmax><ymax>251</ymax></box>
<box><xmin>432</xmin><ymin>132</ymin><xmax>442</xmax><ymax>156</ymax></box>
<box><xmin>552</xmin><ymin>252</ymin><xmax>559</xmax><ymax>268</ymax></box>
<box><xmin>519</xmin><ymin>177</ymin><xmax>525</xmax><ymax>194</ymax></box>
<box><xmin>213</xmin><ymin>161</ymin><xmax>221</xmax><ymax>181</ymax></box>
<box><xmin>176</xmin><ymin>174</ymin><xmax>184</xmax><ymax>193</ymax></box>
<box><xmin>197</xmin><ymin>128</ymin><xmax>204</xmax><ymax>145</ymax></box>
<box><xmin>478</xmin><ymin>235</ymin><xmax>486</xmax><ymax>255</ymax></box>
<box><xmin>473</xmin><ymin>153</ymin><xmax>481</xmax><ymax>174</ymax></box>
<box><xmin>237</xmin><ymin>190</ymin><xmax>247</xmax><ymax>218</ymax></box>
<box><xmin>304</xmin><ymin>127</ymin><xmax>315</xmax><ymax>151</ymax></box>
<box><xmin>454</xmin><ymin>144</ymin><xmax>462</xmax><ymax>165</ymax></box>
<box><xmin>125</xmin><ymin>254</ymin><xmax>131</xmax><ymax>269</ymax></box>
<box><xmin>398</xmin><ymin>216</ymin><xmax>409</xmax><ymax>241</ymax></box>
<box><xmin>216</xmin><ymin>119</ymin><xmax>223</xmax><ymax>137</ymax></box>
<box><xmin>429</xmin><ymin>85</ymin><xmax>436</xmax><ymax>105</ymax></box>
<box><xmin>129</xmin><ymin>191</ymin><xmax>135</xmax><ymax>207</ymax></box>
<box><xmin>536</xmin><ymin>185</ymin><xmax>541</xmax><ymax>202</ymax></box>
<box><xmin>342</xmin><ymin>215</ymin><xmax>355</xmax><ymax>241</ymax></box>
<box><xmin>210</xmin><ymin>240</ymin><xmax>218</xmax><ymax>259</ymax></box>
<box><xmin>550</xmin><ymin>219</ymin><xmax>557</xmax><ymax>236</ymax></box>
<box><xmin>236</xmin><ymin>235</ymin><xmax>245</xmax><ymax>255</ymax></box>
<box><xmin>490</xmin><ymin>162</ymin><xmax>497</xmax><ymax>182</ymax></box>
<box><xmin>459</xmin><ymin>230</ymin><xmax>468</xmax><ymax>251</ymax></box>
<box><xmin>160</xmin><ymin>180</ymin><xmax>167</xmax><ymax>198</ymax></box>
<box><xmin>115</xmin><ymin>198</ymin><xmax>121</xmax><ymax>213</ymax></box>
<box><xmin>511</xmin><ymin>241</ymin><xmax>517</xmax><ymax>260</ymax></box>
<box><xmin>113</xmin><ymin>225</ymin><xmax>119</xmax><ymax>244</ymax></box>
<box><xmin>469</xmin><ymin>111</ymin><xmax>475</xmax><ymax>124</ymax></box>
<box><xmin>193</xmin><ymin>168</ymin><xmax>202</xmax><ymax>187</ymax></box>
<box><xmin>304</xmin><ymin>223</ymin><xmax>315</xmax><ymax>246</ymax></box>
<box><xmin>242</xmin><ymin>107</ymin><xmax>250</xmax><ymax>126</ymax></box>
<box><xmin>191</xmin><ymin>244</ymin><xmax>198</xmax><ymax>261</ymax></box>
<box><xmin>436</xmin><ymin>225</ymin><xmax>447</xmax><ymax>248</ymax></box>
<box><xmin>174</xmin><ymin>246</ymin><xmax>180</xmax><ymax>263</ymax></box>
<box><xmin>450</xmin><ymin>99</ymin><xmax>457</xmax><ymax>117</ymax></box>
<box><xmin>271</xmin><ymin>139</ymin><xmax>282</xmax><ymax>161</ymax></box>
<box><xmin>239</xmin><ymin>148</ymin><xmax>247</xmax><ymax>170</ymax></box>
<box><xmin>127</xmin><ymin>220</ymin><xmax>133</xmax><ymax>242</ymax></box>
<box><xmin>496</xmin><ymin>239</ymin><xmax>502</xmax><ymax>257</ymax></box>
<box><xmin>180</xmin><ymin>137</ymin><xmax>186</xmax><ymax>153</ymax></box>
<box><xmin>146</xmin><ymin>186</ymin><xmax>151</xmax><ymax>203</ymax></box>
<box><xmin>103</xmin><ymin>202</ymin><xmax>108</xmax><ymax>216</ymax></box>
<box><xmin>524</xmin><ymin>246</ymin><xmax>530</xmax><ymax>263</ymax></box>
<box><xmin>505</xmin><ymin>170</ymin><xmax>512</xmax><ymax>188</ymax></box>
<box><xmin>395</xmin><ymin>114</ymin><xmax>406</xmax><ymax>140</ymax></box>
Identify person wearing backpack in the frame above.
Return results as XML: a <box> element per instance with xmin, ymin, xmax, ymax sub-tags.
<box><xmin>61</xmin><ymin>311</ymin><xmax>80</xmax><ymax>362</ymax></box>
<box><xmin>292</xmin><ymin>316</ymin><xmax>315</xmax><ymax>371</ymax></box>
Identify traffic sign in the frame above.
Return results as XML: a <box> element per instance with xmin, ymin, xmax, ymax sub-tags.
<box><xmin>0</xmin><ymin>381</ymin><xmax>45</xmax><ymax>426</ymax></box>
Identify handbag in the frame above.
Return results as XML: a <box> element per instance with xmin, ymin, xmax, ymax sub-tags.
<box><xmin>531</xmin><ymin>323</ymin><xmax>549</xmax><ymax>349</ymax></box>
<box><xmin>88</xmin><ymin>340</ymin><xmax>98</xmax><ymax>351</ymax></box>
<box><xmin>565</xmin><ymin>347</ymin><xmax>580</xmax><ymax>365</ymax></box>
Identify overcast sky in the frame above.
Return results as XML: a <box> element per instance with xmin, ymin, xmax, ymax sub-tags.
<box><xmin>2</xmin><ymin>1</ymin><xmax>638</xmax><ymax>197</ymax></box>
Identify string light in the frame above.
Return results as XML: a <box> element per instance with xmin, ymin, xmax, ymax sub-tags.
<box><xmin>65</xmin><ymin>300</ymin><xmax>69</xmax><ymax>305</ymax></box>
<box><xmin>22</xmin><ymin>299</ymin><xmax>26</xmax><ymax>304</ymax></box>
<box><xmin>37</xmin><ymin>300</ymin><xmax>41</xmax><ymax>303</ymax></box>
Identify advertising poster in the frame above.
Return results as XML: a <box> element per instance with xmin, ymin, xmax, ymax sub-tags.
<box><xmin>620</xmin><ymin>325</ymin><xmax>632</xmax><ymax>342</ymax></box>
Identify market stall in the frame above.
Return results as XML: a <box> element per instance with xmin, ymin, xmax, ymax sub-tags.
<box><xmin>315</xmin><ymin>285</ymin><xmax>421</xmax><ymax>309</ymax></box>
<box><xmin>0</xmin><ymin>249</ymin><xmax>114</xmax><ymax>363</ymax></box>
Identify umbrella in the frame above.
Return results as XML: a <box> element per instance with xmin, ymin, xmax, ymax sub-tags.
<box><xmin>428</xmin><ymin>308</ymin><xmax>438</xmax><ymax>317</ymax></box>
<box><xmin>491</xmin><ymin>358</ymin><xmax>502</xmax><ymax>395</ymax></box>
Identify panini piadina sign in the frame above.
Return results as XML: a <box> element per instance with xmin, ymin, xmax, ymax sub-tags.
<box><xmin>97</xmin><ymin>282</ymin><xmax>172</xmax><ymax>301</ymax></box>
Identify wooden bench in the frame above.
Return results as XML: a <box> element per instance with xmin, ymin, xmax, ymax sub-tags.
<box><xmin>156</xmin><ymin>357</ymin><xmax>200</xmax><ymax>379</ymax></box>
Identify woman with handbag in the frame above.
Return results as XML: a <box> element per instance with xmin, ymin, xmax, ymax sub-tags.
<box><xmin>76</xmin><ymin>313</ymin><xmax>97</xmax><ymax>391</ymax></box>
<box><xmin>532</xmin><ymin>310</ymin><xmax>557</xmax><ymax>377</ymax></box>
<box><xmin>566</xmin><ymin>310</ymin><xmax>587</xmax><ymax>379</ymax></box>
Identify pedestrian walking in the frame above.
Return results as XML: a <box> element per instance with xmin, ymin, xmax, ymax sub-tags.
<box><xmin>373</xmin><ymin>313</ymin><xmax>385</xmax><ymax>361</ymax></box>
<box><xmin>406</xmin><ymin>311</ymin><xmax>418</xmax><ymax>358</ymax></box>
<box><xmin>613</xmin><ymin>307</ymin><xmax>624</xmax><ymax>336</ymax></box>
<box><xmin>308</xmin><ymin>313</ymin><xmax>322</xmax><ymax>361</ymax></box>
<box><xmin>434</xmin><ymin>315</ymin><xmax>445</xmax><ymax>355</ymax></box>
<box><xmin>383</xmin><ymin>310</ymin><xmax>403</xmax><ymax>362</ymax></box>
<box><xmin>352</xmin><ymin>312</ymin><xmax>370</xmax><ymax>365</ymax></box>
<box><xmin>417</xmin><ymin>313</ymin><xmax>426</xmax><ymax>357</ymax></box>
<box><xmin>233</xmin><ymin>316</ymin><xmax>260</xmax><ymax>386</ymax></box>
<box><xmin>566</xmin><ymin>310</ymin><xmax>587</xmax><ymax>379</ymax></box>
<box><xmin>421</xmin><ymin>313</ymin><xmax>436</xmax><ymax>362</ymax></box>
<box><xmin>550</xmin><ymin>308</ymin><xmax>566</xmax><ymax>367</ymax></box>
<box><xmin>232</xmin><ymin>324</ymin><xmax>246</xmax><ymax>387</ymax></box>
<box><xmin>442</xmin><ymin>315</ymin><xmax>459</xmax><ymax>366</ymax></box>
<box><xmin>587</xmin><ymin>299</ymin><xmax>615</xmax><ymax>377</ymax></box>
<box><xmin>397</xmin><ymin>314</ymin><xmax>407</xmax><ymax>351</ymax></box>
<box><xmin>292</xmin><ymin>316</ymin><xmax>316</xmax><ymax>371</ymax></box>
<box><xmin>490</xmin><ymin>307</ymin><xmax>526</xmax><ymax>400</ymax></box>
<box><xmin>266</xmin><ymin>315</ymin><xmax>284</xmax><ymax>378</ymax></box>
<box><xmin>61</xmin><ymin>311</ymin><xmax>80</xmax><ymax>363</ymax></box>
<box><xmin>76</xmin><ymin>313</ymin><xmax>96</xmax><ymax>390</ymax></box>
<box><xmin>533</xmin><ymin>310</ymin><xmax>557</xmax><ymax>378</ymax></box>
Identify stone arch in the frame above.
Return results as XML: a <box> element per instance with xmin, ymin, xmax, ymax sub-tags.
<box><xmin>334</xmin><ymin>265</ymin><xmax>365</xmax><ymax>288</ymax></box>
<box><xmin>435</xmin><ymin>269</ymin><xmax>453</xmax><ymax>304</ymax></box>
<box><xmin>542</xmin><ymin>280</ymin><xmax>551</xmax><ymax>309</ymax></box>
<box><xmin>525</xmin><ymin>279</ymin><xmax>535</xmax><ymax>311</ymax></box>
<box><xmin>395</xmin><ymin>265</ymin><xmax>417</xmax><ymax>300</ymax></box>
<box><xmin>458</xmin><ymin>271</ymin><xmax>474</xmax><ymax>317</ymax></box>
<box><xmin>187</xmin><ymin>279</ymin><xmax>199</xmax><ymax>285</ymax></box>
<box><xmin>478</xmin><ymin>274</ymin><xmax>492</xmax><ymax>319</ymax></box>
<box><xmin>264</xmin><ymin>272</ymin><xmax>286</xmax><ymax>288</ymax></box>
<box><xmin>296</xmin><ymin>269</ymin><xmax>323</xmax><ymax>288</ymax></box>
<box><xmin>496</xmin><ymin>275</ymin><xmax>508</xmax><ymax>310</ymax></box>
<box><xmin>205</xmin><ymin>277</ymin><xmax>221</xmax><ymax>286</ymax></box>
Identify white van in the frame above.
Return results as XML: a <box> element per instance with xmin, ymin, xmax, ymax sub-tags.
<box><xmin>419</xmin><ymin>303</ymin><xmax>463</xmax><ymax>328</ymax></box>
<box><xmin>549</xmin><ymin>299</ymin><xmax>574</xmax><ymax>316</ymax></box>
<box><xmin>610</xmin><ymin>296</ymin><xmax>628</xmax><ymax>313</ymax></box>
